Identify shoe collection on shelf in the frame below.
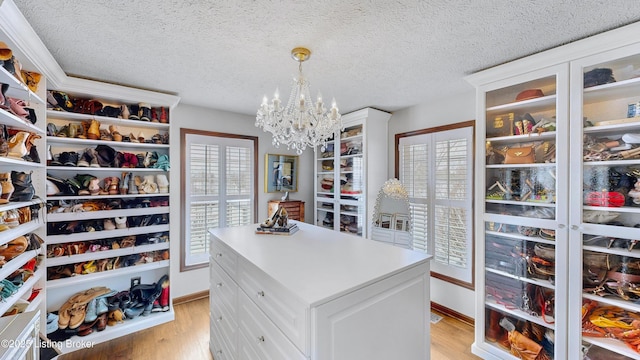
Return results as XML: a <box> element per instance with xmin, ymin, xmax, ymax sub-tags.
<box><xmin>0</xmin><ymin>2</ymin><xmax>178</xmax><ymax>354</ymax></box>
<box><xmin>314</xmin><ymin>108</ymin><xmax>391</xmax><ymax>239</ymax></box>
<box><xmin>43</xmin><ymin>85</ymin><xmax>176</xmax><ymax>351</ymax></box>
<box><xmin>0</xmin><ymin>36</ymin><xmax>47</xmax><ymax>333</ymax></box>
<box><xmin>48</xmin><ymin>275</ymin><xmax>170</xmax><ymax>340</ymax></box>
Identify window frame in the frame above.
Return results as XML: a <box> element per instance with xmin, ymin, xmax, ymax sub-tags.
<box><xmin>395</xmin><ymin>120</ymin><xmax>475</xmax><ymax>289</ymax></box>
<box><xmin>180</xmin><ymin>128</ymin><xmax>258</xmax><ymax>271</ymax></box>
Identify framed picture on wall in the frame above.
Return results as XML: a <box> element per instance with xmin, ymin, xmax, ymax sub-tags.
<box><xmin>265</xmin><ymin>153</ymin><xmax>298</xmax><ymax>193</ymax></box>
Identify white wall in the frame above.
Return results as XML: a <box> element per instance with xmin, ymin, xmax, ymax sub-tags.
<box><xmin>387</xmin><ymin>89</ymin><xmax>477</xmax><ymax>319</ymax></box>
<box><xmin>169</xmin><ymin>103</ymin><xmax>315</xmax><ymax>298</ymax></box>
<box><xmin>170</xmin><ymin>95</ymin><xmax>480</xmax><ymax>317</ymax></box>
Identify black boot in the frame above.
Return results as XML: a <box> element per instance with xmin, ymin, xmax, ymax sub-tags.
<box><xmin>10</xmin><ymin>171</ymin><xmax>34</xmax><ymax>201</ymax></box>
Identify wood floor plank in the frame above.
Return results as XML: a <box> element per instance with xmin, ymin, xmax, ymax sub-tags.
<box><xmin>59</xmin><ymin>298</ymin><xmax>478</xmax><ymax>359</ymax></box>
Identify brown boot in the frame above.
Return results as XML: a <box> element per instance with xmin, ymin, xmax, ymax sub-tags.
<box><xmin>107</xmin><ymin>176</ymin><xmax>119</xmax><ymax>195</ymax></box>
<box><xmin>109</xmin><ymin>125</ymin><xmax>122</xmax><ymax>142</ymax></box>
<box><xmin>0</xmin><ymin>172</ymin><xmax>13</xmax><ymax>204</ymax></box>
<box><xmin>87</xmin><ymin>119</ymin><xmax>100</xmax><ymax>140</ymax></box>
<box><xmin>79</xmin><ymin>120</ymin><xmax>90</xmax><ymax>139</ymax></box>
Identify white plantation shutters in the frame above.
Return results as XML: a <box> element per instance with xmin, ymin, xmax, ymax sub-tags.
<box><xmin>184</xmin><ymin>134</ymin><xmax>254</xmax><ymax>267</ymax></box>
<box><xmin>399</xmin><ymin>125</ymin><xmax>473</xmax><ymax>284</ymax></box>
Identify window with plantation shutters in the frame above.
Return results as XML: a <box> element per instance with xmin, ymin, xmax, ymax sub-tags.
<box><xmin>182</xmin><ymin>130</ymin><xmax>257</xmax><ymax>270</ymax></box>
<box><xmin>397</xmin><ymin>122</ymin><xmax>474</xmax><ymax>287</ymax></box>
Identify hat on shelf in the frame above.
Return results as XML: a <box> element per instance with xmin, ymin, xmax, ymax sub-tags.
<box><xmin>0</xmin><ymin>42</ymin><xmax>12</xmax><ymax>61</ymax></box>
<box><xmin>515</xmin><ymin>89</ymin><xmax>544</xmax><ymax>102</ymax></box>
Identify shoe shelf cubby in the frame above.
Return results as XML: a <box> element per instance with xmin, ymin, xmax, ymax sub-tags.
<box><xmin>54</xmin><ymin>309</ymin><xmax>173</xmax><ymax>354</ymax></box>
<box><xmin>47</xmin><ymin>109</ymin><xmax>170</xmax><ymax>131</ymax></box>
<box><xmin>48</xmin><ymin>166</ymin><xmax>165</xmax><ymax>173</ymax></box>
<box><xmin>47</xmin><ymin>136</ymin><xmax>169</xmax><ymax>150</ymax></box>
<box><xmin>47</xmin><ymin>224</ymin><xmax>169</xmax><ymax>244</ymax></box>
<box><xmin>48</xmin><ymin>205</ymin><xmax>170</xmax><ymax>222</ymax></box>
<box><xmin>46</xmin><ymin>242</ymin><xmax>169</xmax><ymax>268</ymax></box>
<box><xmin>47</xmin><ymin>193</ymin><xmax>169</xmax><ymax>201</ymax></box>
<box><xmin>0</xmin><ymin>108</ymin><xmax>44</xmax><ymax>134</ymax></box>
<box><xmin>0</xmin><ymin>267</ymin><xmax>44</xmax><ymax>317</ymax></box>
<box><xmin>0</xmin><ymin>248</ymin><xmax>40</xmax><ymax>282</ymax></box>
<box><xmin>46</xmin><ymin>260</ymin><xmax>169</xmax><ymax>290</ymax></box>
<box><xmin>0</xmin><ymin>65</ymin><xmax>45</xmax><ymax>105</ymax></box>
<box><xmin>0</xmin><ymin>156</ymin><xmax>45</xmax><ymax>167</ymax></box>
<box><xmin>0</xmin><ymin>220</ymin><xmax>41</xmax><ymax>246</ymax></box>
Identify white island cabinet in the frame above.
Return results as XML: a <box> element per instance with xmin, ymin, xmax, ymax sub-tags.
<box><xmin>209</xmin><ymin>221</ymin><xmax>432</xmax><ymax>360</ymax></box>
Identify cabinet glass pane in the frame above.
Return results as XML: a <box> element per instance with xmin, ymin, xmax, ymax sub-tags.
<box><xmin>485</xmin><ymin>75</ymin><xmax>558</xmax><ymax>223</ymax></box>
<box><xmin>483</xmin><ymin>218</ymin><xmax>556</xmax><ymax>359</ymax></box>
<box><xmin>579</xmin><ymin>53</ymin><xmax>640</xmax><ymax>359</ymax></box>
<box><xmin>482</xmin><ymin>74</ymin><xmax>559</xmax><ymax>358</ymax></box>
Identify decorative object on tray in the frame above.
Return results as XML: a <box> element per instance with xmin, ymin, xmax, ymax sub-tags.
<box><xmin>257</xmin><ymin>205</ymin><xmax>296</xmax><ymax>234</ymax></box>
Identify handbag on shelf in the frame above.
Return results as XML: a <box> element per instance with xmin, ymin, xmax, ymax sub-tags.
<box><xmin>582</xmin><ymin>210</ymin><xmax>620</xmax><ymax>224</ymax></box>
<box><xmin>504</xmin><ymin>146</ymin><xmax>535</xmax><ymax>164</ymax></box>
<box><xmin>584</xmin><ymin>191</ymin><xmax>625</xmax><ymax>207</ymax></box>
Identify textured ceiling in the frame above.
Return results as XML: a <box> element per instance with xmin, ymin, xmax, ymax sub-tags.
<box><xmin>11</xmin><ymin>0</ymin><xmax>640</xmax><ymax>116</ymax></box>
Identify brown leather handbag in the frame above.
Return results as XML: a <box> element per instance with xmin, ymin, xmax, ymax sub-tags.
<box><xmin>504</xmin><ymin>146</ymin><xmax>535</xmax><ymax>164</ymax></box>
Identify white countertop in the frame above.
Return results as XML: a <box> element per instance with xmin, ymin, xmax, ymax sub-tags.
<box><xmin>209</xmin><ymin>221</ymin><xmax>431</xmax><ymax>307</ymax></box>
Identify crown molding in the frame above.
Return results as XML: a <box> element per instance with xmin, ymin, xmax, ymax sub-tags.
<box><xmin>0</xmin><ymin>0</ymin><xmax>67</xmax><ymax>87</ymax></box>
<box><xmin>62</xmin><ymin>76</ymin><xmax>180</xmax><ymax>108</ymax></box>
<box><xmin>465</xmin><ymin>21</ymin><xmax>640</xmax><ymax>86</ymax></box>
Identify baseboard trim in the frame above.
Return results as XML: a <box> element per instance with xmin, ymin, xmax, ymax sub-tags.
<box><xmin>431</xmin><ymin>301</ymin><xmax>474</xmax><ymax>327</ymax></box>
<box><xmin>174</xmin><ymin>290</ymin><xmax>209</xmax><ymax>305</ymax></box>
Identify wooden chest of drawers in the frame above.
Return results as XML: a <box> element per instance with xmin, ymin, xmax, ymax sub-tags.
<box><xmin>268</xmin><ymin>200</ymin><xmax>305</xmax><ymax>222</ymax></box>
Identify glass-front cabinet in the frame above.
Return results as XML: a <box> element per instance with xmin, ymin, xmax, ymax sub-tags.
<box><xmin>469</xmin><ymin>22</ymin><xmax>640</xmax><ymax>360</ymax></box>
<box><xmin>316</xmin><ymin>124</ymin><xmax>365</xmax><ymax>236</ymax></box>
<box><xmin>569</xmin><ymin>43</ymin><xmax>640</xmax><ymax>360</ymax></box>
<box><xmin>314</xmin><ymin>108</ymin><xmax>390</xmax><ymax>239</ymax></box>
<box><xmin>474</xmin><ymin>65</ymin><xmax>569</xmax><ymax>360</ymax></box>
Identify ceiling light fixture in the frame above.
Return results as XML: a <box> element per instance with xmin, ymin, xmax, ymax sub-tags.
<box><xmin>256</xmin><ymin>47</ymin><xmax>342</xmax><ymax>154</ymax></box>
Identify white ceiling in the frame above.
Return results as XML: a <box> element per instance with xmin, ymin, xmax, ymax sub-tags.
<box><xmin>11</xmin><ymin>0</ymin><xmax>640</xmax><ymax>116</ymax></box>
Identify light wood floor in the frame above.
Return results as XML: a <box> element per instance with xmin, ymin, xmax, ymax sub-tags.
<box><xmin>59</xmin><ymin>297</ymin><xmax>480</xmax><ymax>360</ymax></box>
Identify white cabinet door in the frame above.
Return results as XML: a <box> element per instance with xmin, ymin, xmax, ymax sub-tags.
<box><xmin>313</xmin><ymin>264</ymin><xmax>429</xmax><ymax>360</ymax></box>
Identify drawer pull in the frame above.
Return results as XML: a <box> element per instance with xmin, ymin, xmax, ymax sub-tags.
<box><xmin>215</xmin><ymin>253</ymin><xmax>223</xmax><ymax>258</ymax></box>
<box><xmin>216</xmin><ymin>350</ymin><xmax>223</xmax><ymax>355</ymax></box>
<box><xmin>216</xmin><ymin>316</ymin><xmax>223</xmax><ymax>322</ymax></box>
<box><xmin>257</xmin><ymin>290</ymin><xmax>265</xmax><ymax>297</ymax></box>
<box><xmin>257</xmin><ymin>336</ymin><xmax>265</xmax><ymax>343</ymax></box>
<box><xmin>216</xmin><ymin>282</ymin><xmax>223</xmax><ymax>288</ymax></box>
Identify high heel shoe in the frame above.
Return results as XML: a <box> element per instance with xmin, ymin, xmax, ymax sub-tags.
<box><xmin>260</xmin><ymin>206</ymin><xmax>283</xmax><ymax>228</ymax></box>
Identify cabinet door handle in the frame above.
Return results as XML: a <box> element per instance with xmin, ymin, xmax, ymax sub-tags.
<box><xmin>215</xmin><ymin>253</ymin><xmax>223</xmax><ymax>258</ymax></box>
<box><xmin>216</xmin><ymin>350</ymin><xmax>223</xmax><ymax>355</ymax></box>
<box><xmin>257</xmin><ymin>290</ymin><xmax>265</xmax><ymax>297</ymax></box>
<box><xmin>216</xmin><ymin>316</ymin><xmax>223</xmax><ymax>322</ymax></box>
<box><xmin>257</xmin><ymin>336</ymin><xmax>265</xmax><ymax>343</ymax></box>
<box><xmin>216</xmin><ymin>282</ymin><xmax>223</xmax><ymax>288</ymax></box>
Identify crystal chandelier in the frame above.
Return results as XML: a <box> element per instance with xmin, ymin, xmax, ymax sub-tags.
<box><xmin>256</xmin><ymin>47</ymin><xmax>343</xmax><ymax>154</ymax></box>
